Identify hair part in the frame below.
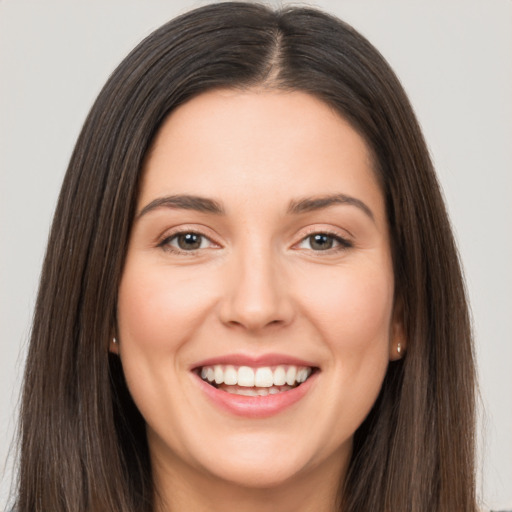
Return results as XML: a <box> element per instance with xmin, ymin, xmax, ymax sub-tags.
<box><xmin>16</xmin><ymin>3</ymin><xmax>477</xmax><ymax>511</ymax></box>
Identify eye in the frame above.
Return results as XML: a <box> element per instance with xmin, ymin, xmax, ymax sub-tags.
<box><xmin>297</xmin><ymin>232</ymin><xmax>352</xmax><ymax>251</ymax></box>
<box><xmin>160</xmin><ymin>231</ymin><xmax>215</xmax><ymax>252</ymax></box>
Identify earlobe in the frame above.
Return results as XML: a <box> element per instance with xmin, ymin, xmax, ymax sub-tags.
<box><xmin>389</xmin><ymin>318</ymin><xmax>407</xmax><ymax>360</ymax></box>
<box><xmin>109</xmin><ymin>336</ymin><xmax>119</xmax><ymax>355</ymax></box>
<box><xmin>389</xmin><ymin>299</ymin><xmax>406</xmax><ymax>361</ymax></box>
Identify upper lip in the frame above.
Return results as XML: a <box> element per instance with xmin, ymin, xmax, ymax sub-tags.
<box><xmin>191</xmin><ymin>353</ymin><xmax>318</xmax><ymax>370</ymax></box>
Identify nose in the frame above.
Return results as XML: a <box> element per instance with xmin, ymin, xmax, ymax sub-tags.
<box><xmin>219</xmin><ymin>245</ymin><xmax>295</xmax><ymax>332</ymax></box>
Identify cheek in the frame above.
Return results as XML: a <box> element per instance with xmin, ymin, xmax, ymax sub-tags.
<box><xmin>115</xmin><ymin>262</ymin><xmax>222</xmax><ymax>439</ymax></box>
<box><xmin>296</xmin><ymin>262</ymin><xmax>395</xmax><ymax>352</ymax></box>
<box><xmin>117</xmin><ymin>261</ymin><xmax>219</xmax><ymax>352</ymax></box>
<box><xmin>298</xmin><ymin>261</ymin><xmax>394</xmax><ymax>431</ymax></box>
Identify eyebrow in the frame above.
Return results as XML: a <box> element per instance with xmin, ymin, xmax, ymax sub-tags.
<box><xmin>137</xmin><ymin>194</ymin><xmax>225</xmax><ymax>218</ymax></box>
<box><xmin>137</xmin><ymin>192</ymin><xmax>374</xmax><ymax>221</ymax></box>
<box><xmin>287</xmin><ymin>194</ymin><xmax>375</xmax><ymax>221</ymax></box>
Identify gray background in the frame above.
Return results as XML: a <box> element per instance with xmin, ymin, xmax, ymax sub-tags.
<box><xmin>1</xmin><ymin>0</ymin><xmax>511</xmax><ymax>509</ymax></box>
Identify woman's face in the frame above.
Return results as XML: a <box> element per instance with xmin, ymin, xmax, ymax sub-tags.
<box><xmin>116</xmin><ymin>89</ymin><xmax>402</xmax><ymax>491</ymax></box>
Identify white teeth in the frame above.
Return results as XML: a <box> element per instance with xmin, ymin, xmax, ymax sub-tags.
<box><xmin>198</xmin><ymin>364</ymin><xmax>313</xmax><ymax>388</ymax></box>
<box><xmin>222</xmin><ymin>385</ymin><xmax>293</xmax><ymax>396</ymax></box>
<box><xmin>237</xmin><ymin>388</ymin><xmax>258</xmax><ymax>396</ymax></box>
<box><xmin>273</xmin><ymin>366</ymin><xmax>286</xmax><ymax>386</ymax></box>
<box><xmin>237</xmin><ymin>366</ymin><xmax>255</xmax><ymax>387</ymax></box>
<box><xmin>254</xmin><ymin>367</ymin><xmax>274</xmax><ymax>387</ymax></box>
<box><xmin>214</xmin><ymin>365</ymin><xmax>223</xmax><ymax>384</ymax></box>
<box><xmin>296</xmin><ymin>368</ymin><xmax>308</xmax><ymax>383</ymax></box>
<box><xmin>285</xmin><ymin>366</ymin><xmax>297</xmax><ymax>386</ymax></box>
<box><xmin>224</xmin><ymin>365</ymin><xmax>237</xmax><ymax>385</ymax></box>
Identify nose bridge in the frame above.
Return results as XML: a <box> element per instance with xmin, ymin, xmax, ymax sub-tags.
<box><xmin>220</xmin><ymin>235</ymin><xmax>293</xmax><ymax>331</ymax></box>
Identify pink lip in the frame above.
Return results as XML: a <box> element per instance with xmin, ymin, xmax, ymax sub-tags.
<box><xmin>191</xmin><ymin>352</ymin><xmax>317</xmax><ymax>370</ymax></box>
<box><xmin>193</xmin><ymin>370</ymin><xmax>318</xmax><ymax>419</ymax></box>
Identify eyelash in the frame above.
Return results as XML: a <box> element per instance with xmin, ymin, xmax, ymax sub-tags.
<box><xmin>295</xmin><ymin>229</ymin><xmax>353</xmax><ymax>253</ymax></box>
<box><xmin>158</xmin><ymin>229</ymin><xmax>353</xmax><ymax>255</ymax></box>
<box><xmin>158</xmin><ymin>230</ymin><xmax>218</xmax><ymax>255</ymax></box>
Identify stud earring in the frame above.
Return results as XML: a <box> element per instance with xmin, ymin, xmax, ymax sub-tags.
<box><xmin>397</xmin><ymin>342</ymin><xmax>402</xmax><ymax>355</ymax></box>
<box><xmin>113</xmin><ymin>337</ymin><xmax>118</xmax><ymax>344</ymax></box>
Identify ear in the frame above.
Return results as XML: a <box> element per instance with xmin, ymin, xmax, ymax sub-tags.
<box><xmin>389</xmin><ymin>298</ymin><xmax>406</xmax><ymax>361</ymax></box>
<box><xmin>109</xmin><ymin>336</ymin><xmax>120</xmax><ymax>355</ymax></box>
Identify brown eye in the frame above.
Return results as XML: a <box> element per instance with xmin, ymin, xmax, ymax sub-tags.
<box><xmin>308</xmin><ymin>234</ymin><xmax>334</xmax><ymax>250</ymax></box>
<box><xmin>296</xmin><ymin>232</ymin><xmax>352</xmax><ymax>252</ymax></box>
<box><xmin>162</xmin><ymin>232</ymin><xmax>212</xmax><ymax>252</ymax></box>
<box><xmin>176</xmin><ymin>233</ymin><xmax>203</xmax><ymax>250</ymax></box>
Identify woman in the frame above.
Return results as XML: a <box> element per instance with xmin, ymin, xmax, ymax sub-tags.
<box><xmin>14</xmin><ymin>2</ymin><xmax>480</xmax><ymax>511</ymax></box>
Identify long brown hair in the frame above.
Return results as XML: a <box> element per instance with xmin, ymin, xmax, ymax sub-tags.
<box><xmin>15</xmin><ymin>3</ymin><xmax>477</xmax><ymax>511</ymax></box>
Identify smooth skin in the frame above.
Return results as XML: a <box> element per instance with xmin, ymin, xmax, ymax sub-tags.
<box><xmin>113</xmin><ymin>88</ymin><xmax>405</xmax><ymax>512</ymax></box>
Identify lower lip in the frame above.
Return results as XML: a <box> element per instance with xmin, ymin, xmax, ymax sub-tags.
<box><xmin>194</xmin><ymin>372</ymin><xmax>318</xmax><ymax>419</ymax></box>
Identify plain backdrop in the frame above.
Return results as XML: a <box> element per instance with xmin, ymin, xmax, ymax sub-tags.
<box><xmin>1</xmin><ymin>0</ymin><xmax>511</xmax><ymax>509</ymax></box>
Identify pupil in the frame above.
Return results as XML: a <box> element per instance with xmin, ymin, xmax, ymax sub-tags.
<box><xmin>178</xmin><ymin>233</ymin><xmax>201</xmax><ymax>250</ymax></box>
<box><xmin>311</xmin><ymin>234</ymin><xmax>333</xmax><ymax>250</ymax></box>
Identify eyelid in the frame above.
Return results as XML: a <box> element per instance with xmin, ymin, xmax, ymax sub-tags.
<box><xmin>292</xmin><ymin>225</ymin><xmax>354</xmax><ymax>252</ymax></box>
<box><xmin>155</xmin><ymin>224</ymin><xmax>353</xmax><ymax>254</ymax></box>
<box><xmin>157</xmin><ymin>225</ymin><xmax>221</xmax><ymax>253</ymax></box>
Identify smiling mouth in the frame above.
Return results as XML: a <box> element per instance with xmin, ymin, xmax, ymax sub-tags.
<box><xmin>196</xmin><ymin>364</ymin><xmax>317</xmax><ymax>397</ymax></box>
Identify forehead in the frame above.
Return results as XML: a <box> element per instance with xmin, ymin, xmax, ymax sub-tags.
<box><xmin>140</xmin><ymin>88</ymin><xmax>384</xmax><ymax>221</ymax></box>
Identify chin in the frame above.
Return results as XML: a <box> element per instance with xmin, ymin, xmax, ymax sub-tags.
<box><xmin>200</xmin><ymin>454</ymin><xmax>311</xmax><ymax>490</ymax></box>
<box><xmin>188</xmin><ymin>430</ymin><xmax>347</xmax><ymax>491</ymax></box>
